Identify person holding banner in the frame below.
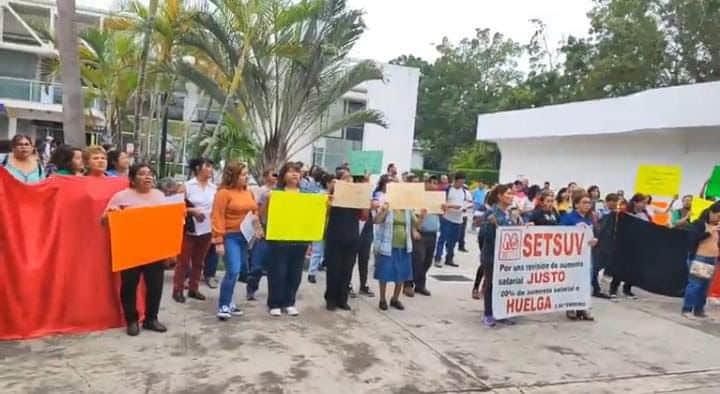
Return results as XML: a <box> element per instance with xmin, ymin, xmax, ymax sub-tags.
<box><xmin>682</xmin><ymin>202</ymin><xmax>720</xmax><ymax>318</ymax></box>
<box><xmin>324</xmin><ymin>168</ymin><xmax>363</xmax><ymax>311</ymax></box>
<box><xmin>103</xmin><ymin>163</ymin><xmax>168</xmax><ymax>336</ymax></box>
<box><xmin>83</xmin><ymin>145</ymin><xmax>108</xmax><ymax>177</ymax></box>
<box><xmin>405</xmin><ymin>179</ymin><xmax>439</xmax><ymax>297</ymax></box>
<box><xmin>529</xmin><ymin>191</ymin><xmax>560</xmax><ymax>226</ymax></box>
<box><xmin>211</xmin><ymin>162</ymin><xmax>263</xmax><ymax>320</ymax></box>
<box><xmin>559</xmin><ymin>190</ymin><xmax>599</xmax><ymax>321</ymax></box>
<box><xmin>671</xmin><ymin>195</ymin><xmax>693</xmax><ymax>229</ymax></box>
<box><xmin>172</xmin><ymin>158</ymin><xmax>217</xmax><ymax>304</ymax></box>
<box><xmin>1</xmin><ymin>134</ymin><xmax>45</xmax><ymax>183</ymax></box>
<box><xmin>373</xmin><ymin>197</ymin><xmax>419</xmax><ymax>311</ymax></box>
<box><xmin>609</xmin><ymin>194</ymin><xmax>649</xmax><ymax>299</ymax></box>
<box><xmin>480</xmin><ymin>184</ymin><xmax>520</xmax><ymax>327</ymax></box>
<box><xmin>262</xmin><ymin>162</ymin><xmax>310</xmax><ymax>317</ymax></box>
<box><xmin>49</xmin><ymin>145</ymin><xmax>84</xmax><ymax>176</ymax></box>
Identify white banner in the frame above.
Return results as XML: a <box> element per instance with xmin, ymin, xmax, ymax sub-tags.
<box><xmin>492</xmin><ymin>225</ymin><xmax>592</xmax><ymax>319</ymax></box>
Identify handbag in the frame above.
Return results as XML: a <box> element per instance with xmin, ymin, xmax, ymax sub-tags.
<box><xmin>689</xmin><ymin>260</ymin><xmax>715</xmax><ymax>279</ymax></box>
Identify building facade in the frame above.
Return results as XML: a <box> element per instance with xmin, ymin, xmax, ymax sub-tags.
<box><xmin>0</xmin><ymin>0</ymin><xmax>106</xmax><ymax>144</ymax></box>
<box><xmin>476</xmin><ymin>82</ymin><xmax>720</xmax><ymax>196</ymax></box>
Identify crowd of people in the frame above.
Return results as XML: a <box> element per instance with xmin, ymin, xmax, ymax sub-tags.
<box><xmin>2</xmin><ymin>133</ymin><xmax>719</xmax><ymax>336</ymax></box>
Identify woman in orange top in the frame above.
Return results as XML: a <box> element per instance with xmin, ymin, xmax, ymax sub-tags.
<box><xmin>211</xmin><ymin>162</ymin><xmax>263</xmax><ymax>321</ymax></box>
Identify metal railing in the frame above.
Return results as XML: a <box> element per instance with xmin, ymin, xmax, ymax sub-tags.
<box><xmin>0</xmin><ymin>76</ymin><xmax>102</xmax><ymax>110</ymax></box>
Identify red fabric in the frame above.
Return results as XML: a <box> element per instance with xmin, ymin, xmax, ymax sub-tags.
<box><xmin>0</xmin><ymin>168</ymin><xmax>131</xmax><ymax>340</ymax></box>
<box><xmin>710</xmin><ymin>260</ymin><xmax>720</xmax><ymax>298</ymax></box>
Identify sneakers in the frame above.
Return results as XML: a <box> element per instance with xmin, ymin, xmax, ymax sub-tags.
<box><xmin>285</xmin><ymin>306</ymin><xmax>299</xmax><ymax>316</ymax></box>
<box><xmin>229</xmin><ymin>304</ymin><xmax>244</xmax><ymax>316</ymax></box>
<box><xmin>483</xmin><ymin>316</ymin><xmax>496</xmax><ymax>327</ymax></box>
<box><xmin>217</xmin><ymin>305</ymin><xmax>232</xmax><ymax>321</ymax></box>
<box><xmin>497</xmin><ymin>318</ymin><xmax>516</xmax><ymax>325</ymax></box>
<box><xmin>359</xmin><ymin>286</ymin><xmax>375</xmax><ymax>297</ymax></box>
<box><xmin>308</xmin><ymin>275</ymin><xmax>317</xmax><ymax>284</ymax></box>
<box><xmin>205</xmin><ymin>277</ymin><xmax>219</xmax><ymax>289</ymax></box>
<box><xmin>445</xmin><ymin>261</ymin><xmax>459</xmax><ymax>267</ymax></box>
<box><xmin>269</xmin><ymin>308</ymin><xmax>282</xmax><ymax>317</ymax></box>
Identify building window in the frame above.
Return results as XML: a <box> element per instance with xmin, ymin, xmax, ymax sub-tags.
<box><xmin>312</xmin><ymin>146</ymin><xmax>325</xmax><ymax>168</ymax></box>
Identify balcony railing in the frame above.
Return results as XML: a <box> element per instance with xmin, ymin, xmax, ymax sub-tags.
<box><xmin>0</xmin><ymin>76</ymin><xmax>102</xmax><ymax>110</ymax></box>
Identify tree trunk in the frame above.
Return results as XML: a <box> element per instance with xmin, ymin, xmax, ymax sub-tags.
<box><xmin>56</xmin><ymin>0</ymin><xmax>85</xmax><ymax>146</ymax></box>
<box><xmin>132</xmin><ymin>0</ymin><xmax>159</xmax><ymax>157</ymax></box>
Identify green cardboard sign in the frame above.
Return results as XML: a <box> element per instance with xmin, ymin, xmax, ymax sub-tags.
<box><xmin>349</xmin><ymin>150</ymin><xmax>383</xmax><ymax>175</ymax></box>
<box><xmin>706</xmin><ymin>165</ymin><xmax>720</xmax><ymax>199</ymax></box>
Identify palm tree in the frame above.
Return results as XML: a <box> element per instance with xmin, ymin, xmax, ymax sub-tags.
<box><xmin>131</xmin><ymin>0</ymin><xmax>159</xmax><ymax>157</ymax></box>
<box><xmin>79</xmin><ymin>28</ymin><xmax>139</xmax><ymax>144</ymax></box>
<box><xmin>56</xmin><ymin>0</ymin><xmax>85</xmax><ymax>146</ymax></box>
<box><xmin>178</xmin><ymin>0</ymin><xmax>386</xmax><ymax>173</ymax></box>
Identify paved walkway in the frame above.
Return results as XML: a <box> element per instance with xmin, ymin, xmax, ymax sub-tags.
<box><xmin>2</xmin><ymin>239</ymin><xmax>720</xmax><ymax>393</ymax></box>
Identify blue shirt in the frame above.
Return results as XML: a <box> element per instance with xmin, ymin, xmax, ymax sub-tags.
<box><xmin>473</xmin><ymin>188</ymin><xmax>486</xmax><ymax>204</ymax></box>
<box><xmin>559</xmin><ymin>210</ymin><xmax>593</xmax><ymax>227</ymax></box>
<box><xmin>420</xmin><ymin>214</ymin><xmax>440</xmax><ymax>233</ymax></box>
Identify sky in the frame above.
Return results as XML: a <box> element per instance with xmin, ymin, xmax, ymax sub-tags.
<box><xmin>83</xmin><ymin>0</ymin><xmax>594</xmax><ymax>63</ymax></box>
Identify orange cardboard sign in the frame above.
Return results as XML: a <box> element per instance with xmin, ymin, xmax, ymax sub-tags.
<box><xmin>108</xmin><ymin>203</ymin><xmax>185</xmax><ymax>272</ymax></box>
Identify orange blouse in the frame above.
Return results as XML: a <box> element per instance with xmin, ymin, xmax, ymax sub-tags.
<box><xmin>211</xmin><ymin>188</ymin><xmax>257</xmax><ymax>244</ymax></box>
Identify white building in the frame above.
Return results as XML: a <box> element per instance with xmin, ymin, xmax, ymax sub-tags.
<box><xmin>0</xmin><ymin>0</ymin><xmax>106</xmax><ymax>143</ymax></box>
<box><xmin>476</xmin><ymin>82</ymin><xmax>720</xmax><ymax>196</ymax></box>
<box><xmin>293</xmin><ymin>63</ymin><xmax>420</xmax><ymax>175</ymax></box>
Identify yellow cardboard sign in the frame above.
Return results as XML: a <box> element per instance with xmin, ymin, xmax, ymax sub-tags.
<box><xmin>266</xmin><ymin>191</ymin><xmax>328</xmax><ymax>241</ymax></box>
<box><xmin>691</xmin><ymin>197</ymin><xmax>714</xmax><ymax>222</ymax></box>
<box><xmin>634</xmin><ymin>165</ymin><xmax>682</xmax><ymax>198</ymax></box>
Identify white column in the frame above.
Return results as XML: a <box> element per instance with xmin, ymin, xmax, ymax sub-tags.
<box><xmin>8</xmin><ymin>116</ymin><xmax>17</xmax><ymax>139</ymax></box>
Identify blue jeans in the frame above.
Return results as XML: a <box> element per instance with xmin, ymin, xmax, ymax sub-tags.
<box><xmin>435</xmin><ymin>217</ymin><xmax>461</xmax><ymax>262</ymax></box>
<box><xmin>247</xmin><ymin>239</ymin><xmax>269</xmax><ymax>295</ymax></box>
<box><xmin>683</xmin><ymin>255</ymin><xmax>716</xmax><ymax>312</ymax></box>
<box><xmin>203</xmin><ymin>246</ymin><xmax>219</xmax><ymax>279</ymax></box>
<box><xmin>266</xmin><ymin>242</ymin><xmax>308</xmax><ymax>309</ymax></box>
<box><xmin>308</xmin><ymin>241</ymin><xmax>324</xmax><ymax>275</ymax></box>
<box><xmin>218</xmin><ymin>232</ymin><xmax>248</xmax><ymax>309</ymax></box>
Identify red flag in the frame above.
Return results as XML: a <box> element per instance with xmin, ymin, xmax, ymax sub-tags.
<box><xmin>0</xmin><ymin>168</ymin><xmax>130</xmax><ymax>339</ymax></box>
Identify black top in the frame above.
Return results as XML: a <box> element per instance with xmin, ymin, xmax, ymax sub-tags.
<box><xmin>528</xmin><ymin>208</ymin><xmax>560</xmax><ymax>226</ymax></box>
<box><xmin>326</xmin><ymin>207</ymin><xmax>360</xmax><ymax>242</ymax></box>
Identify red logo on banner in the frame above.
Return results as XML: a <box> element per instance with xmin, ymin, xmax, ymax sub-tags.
<box><xmin>498</xmin><ymin>229</ymin><xmax>522</xmax><ymax>261</ymax></box>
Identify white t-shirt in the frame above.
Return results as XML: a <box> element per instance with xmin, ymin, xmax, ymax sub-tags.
<box><xmin>512</xmin><ymin>194</ymin><xmax>533</xmax><ymax>213</ymax></box>
<box><xmin>185</xmin><ymin>178</ymin><xmax>217</xmax><ymax>235</ymax></box>
<box><xmin>444</xmin><ymin>187</ymin><xmax>467</xmax><ymax>224</ymax></box>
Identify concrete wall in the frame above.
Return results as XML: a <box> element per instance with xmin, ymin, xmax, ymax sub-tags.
<box><xmin>362</xmin><ymin>63</ymin><xmax>419</xmax><ymax>175</ymax></box>
<box><xmin>496</xmin><ymin>127</ymin><xmax>719</xmax><ymax>197</ymax></box>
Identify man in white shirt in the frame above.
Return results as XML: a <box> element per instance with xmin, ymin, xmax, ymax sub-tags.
<box><xmin>434</xmin><ymin>172</ymin><xmax>468</xmax><ymax>267</ymax></box>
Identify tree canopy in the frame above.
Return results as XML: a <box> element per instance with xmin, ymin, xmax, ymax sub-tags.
<box><xmin>394</xmin><ymin>0</ymin><xmax>720</xmax><ymax>170</ymax></box>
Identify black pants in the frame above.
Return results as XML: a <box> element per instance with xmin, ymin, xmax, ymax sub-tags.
<box><xmin>483</xmin><ymin>260</ymin><xmax>494</xmax><ymax>317</ymax></box>
<box><xmin>356</xmin><ymin>234</ymin><xmax>372</xmax><ymax>288</ymax></box>
<box><xmin>406</xmin><ymin>232</ymin><xmax>437</xmax><ymax>291</ymax></box>
<box><xmin>458</xmin><ymin>217</ymin><xmax>468</xmax><ymax>250</ymax></box>
<box><xmin>473</xmin><ymin>264</ymin><xmax>484</xmax><ymax>290</ymax></box>
<box><xmin>120</xmin><ymin>261</ymin><xmax>165</xmax><ymax>323</ymax></box>
<box><xmin>325</xmin><ymin>239</ymin><xmax>359</xmax><ymax>307</ymax></box>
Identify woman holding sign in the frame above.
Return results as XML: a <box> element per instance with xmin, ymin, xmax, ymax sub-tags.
<box><xmin>261</xmin><ymin>162</ymin><xmax>311</xmax><ymax>317</ymax></box>
<box><xmin>481</xmin><ymin>184</ymin><xmax>520</xmax><ymax>327</ymax></box>
<box><xmin>211</xmin><ymin>162</ymin><xmax>263</xmax><ymax>321</ymax></box>
<box><xmin>373</xmin><ymin>198</ymin><xmax>420</xmax><ymax>311</ymax></box>
<box><xmin>103</xmin><ymin>163</ymin><xmax>168</xmax><ymax>336</ymax></box>
<box><xmin>559</xmin><ymin>190</ymin><xmax>599</xmax><ymax>321</ymax></box>
<box><xmin>681</xmin><ymin>202</ymin><xmax>720</xmax><ymax>319</ymax></box>
<box><xmin>324</xmin><ymin>168</ymin><xmax>362</xmax><ymax>311</ymax></box>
